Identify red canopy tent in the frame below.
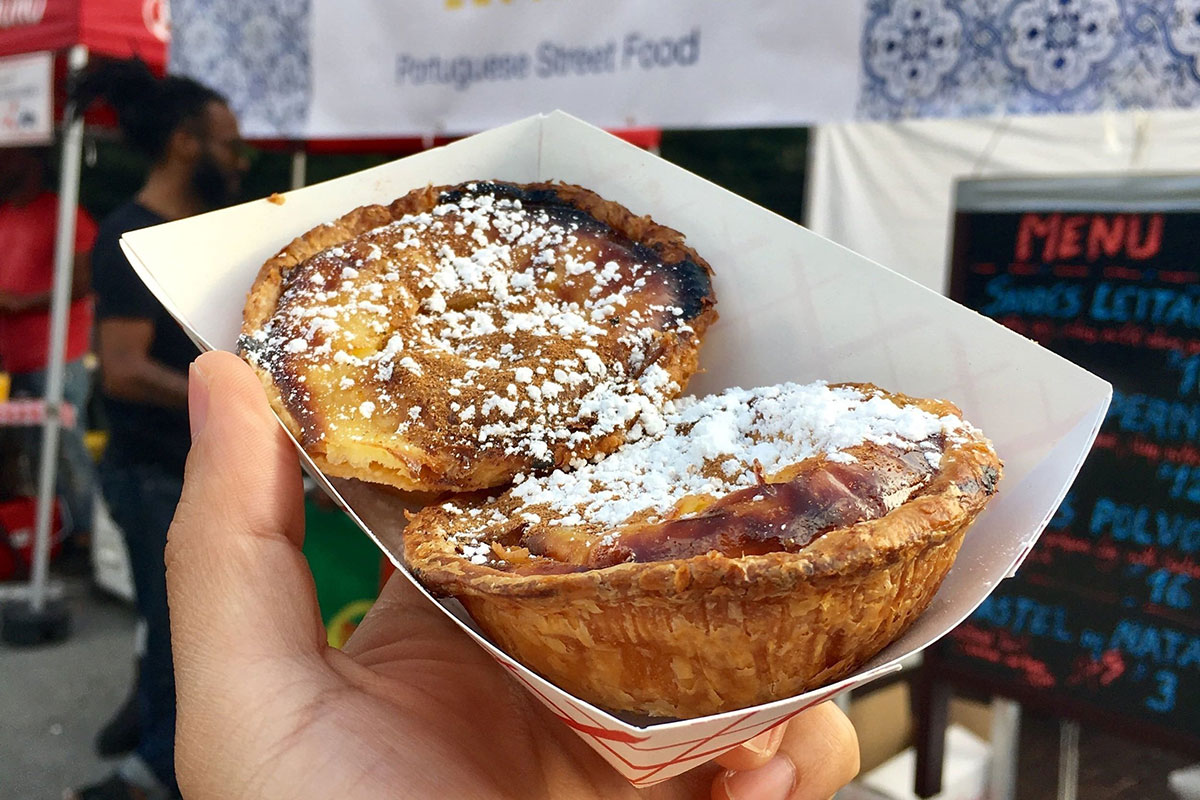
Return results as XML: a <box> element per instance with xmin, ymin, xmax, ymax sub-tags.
<box><xmin>0</xmin><ymin>0</ymin><xmax>166</xmax><ymax>642</ymax></box>
<box><xmin>0</xmin><ymin>0</ymin><xmax>167</xmax><ymax>68</ymax></box>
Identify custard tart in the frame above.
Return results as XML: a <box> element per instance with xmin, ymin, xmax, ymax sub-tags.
<box><xmin>239</xmin><ymin>181</ymin><xmax>717</xmax><ymax>494</ymax></box>
<box><xmin>403</xmin><ymin>381</ymin><xmax>1001</xmax><ymax>718</ymax></box>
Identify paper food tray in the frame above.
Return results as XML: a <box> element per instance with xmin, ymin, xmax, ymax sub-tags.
<box><xmin>119</xmin><ymin>111</ymin><xmax>1111</xmax><ymax>786</ymax></box>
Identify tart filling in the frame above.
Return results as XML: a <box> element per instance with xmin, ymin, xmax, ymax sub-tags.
<box><xmin>402</xmin><ymin>381</ymin><xmax>1001</xmax><ymax>717</ymax></box>
<box><xmin>416</xmin><ymin>382</ymin><xmax>986</xmax><ymax>575</ymax></box>
<box><xmin>240</xmin><ymin>181</ymin><xmax>717</xmax><ymax>493</ymax></box>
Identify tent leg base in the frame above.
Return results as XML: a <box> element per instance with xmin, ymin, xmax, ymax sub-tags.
<box><xmin>1</xmin><ymin>599</ymin><xmax>71</xmax><ymax>646</ymax></box>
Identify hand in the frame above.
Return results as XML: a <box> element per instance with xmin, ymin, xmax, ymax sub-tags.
<box><xmin>168</xmin><ymin>351</ymin><xmax>860</xmax><ymax>800</ymax></box>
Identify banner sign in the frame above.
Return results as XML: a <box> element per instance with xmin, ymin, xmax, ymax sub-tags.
<box><xmin>933</xmin><ymin>175</ymin><xmax>1200</xmax><ymax>752</ymax></box>
<box><xmin>859</xmin><ymin>1</ymin><xmax>1200</xmax><ymax>121</ymax></box>
<box><xmin>168</xmin><ymin>1</ymin><xmax>1200</xmax><ymax>135</ymax></box>
<box><xmin>168</xmin><ymin>0</ymin><xmax>865</xmax><ymax>139</ymax></box>
<box><xmin>0</xmin><ymin>50</ymin><xmax>52</xmax><ymax>145</ymax></box>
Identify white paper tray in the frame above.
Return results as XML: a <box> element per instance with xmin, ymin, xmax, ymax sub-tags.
<box><xmin>120</xmin><ymin>111</ymin><xmax>1110</xmax><ymax>786</ymax></box>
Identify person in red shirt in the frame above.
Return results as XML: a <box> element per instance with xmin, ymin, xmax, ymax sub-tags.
<box><xmin>0</xmin><ymin>146</ymin><xmax>99</xmax><ymax>542</ymax></box>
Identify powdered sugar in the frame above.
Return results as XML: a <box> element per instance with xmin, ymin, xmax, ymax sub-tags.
<box><xmin>240</xmin><ymin>183</ymin><xmax>707</xmax><ymax>475</ymax></box>
<box><xmin>503</xmin><ymin>381</ymin><xmax>968</xmax><ymax>529</ymax></box>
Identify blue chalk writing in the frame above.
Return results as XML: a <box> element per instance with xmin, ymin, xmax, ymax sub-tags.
<box><xmin>1147</xmin><ymin>570</ymin><xmax>1193</xmax><ymax>610</ymax></box>
<box><xmin>1106</xmin><ymin>390</ymin><xmax>1200</xmax><ymax>444</ymax></box>
<box><xmin>1079</xmin><ymin>628</ymin><xmax>1105</xmax><ymax>659</ymax></box>
<box><xmin>972</xmin><ymin>594</ymin><xmax>1075</xmax><ymax>643</ymax></box>
<box><xmin>1158</xmin><ymin>463</ymin><xmax>1200</xmax><ymax>505</ymax></box>
<box><xmin>981</xmin><ymin>274</ymin><xmax>1083</xmax><ymax>319</ymax></box>
<box><xmin>1168</xmin><ymin>351</ymin><xmax>1200</xmax><ymax>397</ymax></box>
<box><xmin>1049</xmin><ymin>492</ymin><xmax>1077</xmax><ymax>529</ymax></box>
<box><xmin>1089</xmin><ymin>496</ymin><xmax>1200</xmax><ymax>554</ymax></box>
<box><xmin>1091</xmin><ymin>283</ymin><xmax>1200</xmax><ymax>328</ymax></box>
<box><xmin>1109</xmin><ymin>619</ymin><xmax>1200</xmax><ymax>671</ymax></box>
<box><xmin>1146</xmin><ymin>669</ymin><xmax>1179</xmax><ymax>713</ymax></box>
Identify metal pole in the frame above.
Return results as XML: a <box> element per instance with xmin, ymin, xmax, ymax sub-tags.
<box><xmin>28</xmin><ymin>44</ymin><xmax>88</xmax><ymax>613</ymax></box>
<box><xmin>988</xmin><ymin>699</ymin><xmax>1021</xmax><ymax>800</ymax></box>
<box><xmin>290</xmin><ymin>146</ymin><xmax>307</xmax><ymax>190</ymax></box>
<box><xmin>1057</xmin><ymin>720</ymin><xmax>1080</xmax><ymax>800</ymax></box>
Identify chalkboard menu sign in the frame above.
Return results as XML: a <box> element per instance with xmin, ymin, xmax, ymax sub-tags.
<box><xmin>933</xmin><ymin>175</ymin><xmax>1200</xmax><ymax>752</ymax></box>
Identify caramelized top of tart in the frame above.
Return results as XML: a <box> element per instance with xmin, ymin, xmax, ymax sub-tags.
<box><xmin>240</xmin><ymin>181</ymin><xmax>716</xmax><ymax>492</ymax></box>
<box><xmin>417</xmin><ymin>382</ymin><xmax>994</xmax><ymax>575</ymax></box>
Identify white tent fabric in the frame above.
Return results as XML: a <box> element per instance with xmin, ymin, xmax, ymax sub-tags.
<box><xmin>806</xmin><ymin>109</ymin><xmax>1200</xmax><ymax>294</ymax></box>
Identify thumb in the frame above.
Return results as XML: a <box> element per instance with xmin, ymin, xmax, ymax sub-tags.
<box><xmin>167</xmin><ymin>349</ymin><xmax>325</xmax><ymax>671</ymax></box>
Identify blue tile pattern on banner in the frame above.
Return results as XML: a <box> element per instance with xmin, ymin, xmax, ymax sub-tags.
<box><xmin>859</xmin><ymin>0</ymin><xmax>1200</xmax><ymax>119</ymax></box>
<box><xmin>168</xmin><ymin>0</ymin><xmax>312</xmax><ymax>138</ymax></box>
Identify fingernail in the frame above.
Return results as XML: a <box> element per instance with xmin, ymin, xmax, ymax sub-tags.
<box><xmin>741</xmin><ymin>725</ymin><xmax>785</xmax><ymax>757</ymax></box>
<box><xmin>188</xmin><ymin>361</ymin><xmax>210</xmax><ymax>440</ymax></box>
<box><xmin>719</xmin><ymin>754</ymin><xmax>796</xmax><ymax>800</ymax></box>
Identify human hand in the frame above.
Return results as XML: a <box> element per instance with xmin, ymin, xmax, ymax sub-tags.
<box><xmin>168</xmin><ymin>351</ymin><xmax>860</xmax><ymax>800</ymax></box>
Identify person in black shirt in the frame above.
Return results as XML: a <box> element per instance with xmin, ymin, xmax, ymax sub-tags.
<box><xmin>69</xmin><ymin>60</ymin><xmax>248</xmax><ymax>800</ymax></box>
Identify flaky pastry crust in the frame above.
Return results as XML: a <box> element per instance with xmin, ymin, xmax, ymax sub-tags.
<box><xmin>403</xmin><ymin>385</ymin><xmax>1001</xmax><ymax>718</ymax></box>
<box><xmin>240</xmin><ymin>181</ymin><xmax>717</xmax><ymax>494</ymax></box>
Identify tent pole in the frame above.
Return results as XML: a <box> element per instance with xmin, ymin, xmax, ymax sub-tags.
<box><xmin>290</xmin><ymin>145</ymin><xmax>307</xmax><ymax>190</ymax></box>
<box><xmin>28</xmin><ymin>43</ymin><xmax>88</xmax><ymax>615</ymax></box>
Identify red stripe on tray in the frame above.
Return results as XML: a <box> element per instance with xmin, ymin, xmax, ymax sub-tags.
<box><xmin>497</xmin><ymin>658</ymin><xmax>847</xmax><ymax>781</ymax></box>
<box><xmin>499</xmin><ymin>663</ymin><xmax>648</xmax><ymax>744</ymax></box>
